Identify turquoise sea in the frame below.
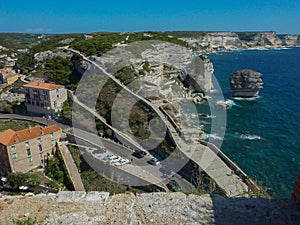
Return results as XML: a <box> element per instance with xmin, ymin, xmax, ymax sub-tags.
<box><xmin>197</xmin><ymin>47</ymin><xmax>300</xmax><ymax>197</ymax></box>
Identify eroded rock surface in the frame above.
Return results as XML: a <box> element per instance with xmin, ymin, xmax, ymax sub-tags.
<box><xmin>230</xmin><ymin>69</ymin><xmax>263</xmax><ymax>98</ymax></box>
<box><xmin>0</xmin><ymin>192</ymin><xmax>299</xmax><ymax>225</ymax></box>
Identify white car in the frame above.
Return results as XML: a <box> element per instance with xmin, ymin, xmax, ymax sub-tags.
<box><xmin>103</xmin><ymin>154</ymin><xmax>116</xmax><ymax>161</ymax></box>
<box><xmin>109</xmin><ymin>156</ymin><xmax>123</xmax><ymax>163</ymax></box>
<box><xmin>114</xmin><ymin>159</ymin><xmax>130</xmax><ymax>166</ymax></box>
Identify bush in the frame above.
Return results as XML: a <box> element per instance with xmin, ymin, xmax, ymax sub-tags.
<box><xmin>13</xmin><ymin>217</ymin><xmax>38</xmax><ymax>225</ymax></box>
<box><xmin>27</xmin><ymin>173</ymin><xmax>41</xmax><ymax>187</ymax></box>
<box><xmin>7</xmin><ymin>172</ymin><xmax>42</xmax><ymax>189</ymax></box>
<box><xmin>7</xmin><ymin>173</ymin><xmax>28</xmax><ymax>189</ymax></box>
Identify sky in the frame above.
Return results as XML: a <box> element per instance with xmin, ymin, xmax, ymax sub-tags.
<box><xmin>0</xmin><ymin>0</ymin><xmax>299</xmax><ymax>34</ymax></box>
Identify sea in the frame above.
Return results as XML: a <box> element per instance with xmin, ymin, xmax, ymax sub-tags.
<box><xmin>195</xmin><ymin>47</ymin><xmax>300</xmax><ymax>197</ymax></box>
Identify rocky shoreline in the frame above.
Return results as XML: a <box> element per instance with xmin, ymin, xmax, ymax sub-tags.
<box><xmin>178</xmin><ymin>31</ymin><xmax>300</xmax><ymax>53</ymax></box>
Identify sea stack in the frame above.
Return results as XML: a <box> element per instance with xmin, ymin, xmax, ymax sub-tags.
<box><xmin>230</xmin><ymin>69</ymin><xmax>263</xmax><ymax>98</ymax></box>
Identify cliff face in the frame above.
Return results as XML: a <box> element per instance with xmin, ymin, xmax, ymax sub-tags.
<box><xmin>178</xmin><ymin>55</ymin><xmax>214</xmax><ymax>94</ymax></box>
<box><xmin>230</xmin><ymin>69</ymin><xmax>263</xmax><ymax>98</ymax></box>
<box><xmin>278</xmin><ymin>34</ymin><xmax>300</xmax><ymax>46</ymax></box>
<box><xmin>180</xmin><ymin>32</ymin><xmax>300</xmax><ymax>52</ymax></box>
<box><xmin>0</xmin><ymin>191</ymin><xmax>299</xmax><ymax>225</ymax></box>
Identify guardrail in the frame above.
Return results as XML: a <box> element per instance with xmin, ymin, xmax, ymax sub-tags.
<box><xmin>199</xmin><ymin>140</ymin><xmax>260</xmax><ymax>192</ymax></box>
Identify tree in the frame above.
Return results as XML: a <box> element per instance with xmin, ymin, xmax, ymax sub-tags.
<box><xmin>7</xmin><ymin>172</ymin><xmax>28</xmax><ymax>189</ymax></box>
<box><xmin>27</xmin><ymin>173</ymin><xmax>41</xmax><ymax>187</ymax></box>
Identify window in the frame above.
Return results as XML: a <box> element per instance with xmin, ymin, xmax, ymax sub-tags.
<box><xmin>1</xmin><ymin>145</ymin><xmax>5</xmax><ymax>150</ymax></box>
<box><xmin>38</xmin><ymin>145</ymin><xmax>42</xmax><ymax>151</ymax></box>
<box><xmin>37</xmin><ymin>138</ymin><xmax>41</xmax><ymax>144</ymax></box>
<box><xmin>25</xmin><ymin>142</ymin><xmax>29</xmax><ymax>147</ymax></box>
<box><xmin>11</xmin><ymin>146</ymin><xmax>16</xmax><ymax>151</ymax></box>
<box><xmin>28</xmin><ymin>157</ymin><xmax>32</xmax><ymax>162</ymax></box>
<box><xmin>40</xmin><ymin>153</ymin><xmax>43</xmax><ymax>158</ymax></box>
<box><xmin>50</xmin><ymin>133</ymin><xmax>54</xmax><ymax>138</ymax></box>
<box><xmin>26</xmin><ymin>149</ymin><xmax>31</xmax><ymax>156</ymax></box>
<box><xmin>40</xmin><ymin>160</ymin><xmax>44</xmax><ymax>166</ymax></box>
<box><xmin>12</xmin><ymin>153</ymin><xmax>18</xmax><ymax>159</ymax></box>
<box><xmin>29</xmin><ymin>165</ymin><xmax>33</xmax><ymax>171</ymax></box>
<box><xmin>51</xmin><ymin>140</ymin><xmax>56</xmax><ymax>146</ymax></box>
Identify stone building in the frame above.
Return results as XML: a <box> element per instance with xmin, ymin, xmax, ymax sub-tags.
<box><xmin>23</xmin><ymin>82</ymin><xmax>67</xmax><ymax>116</ymax></box>
<box><xmin>0</xmin><ymin>68</ymin><xmax>20</xmax><ymax>85</ymax></box>
<box><xmin>0</xmin><ymin>125</ymin><xmax>62</xmax><ymax>175</ymax></box>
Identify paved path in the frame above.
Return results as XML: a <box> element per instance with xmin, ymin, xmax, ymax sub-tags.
<box><xmin>68</xmin><ymin>48</ymin><xmax>251</xmax><ymax>197</ymax></box>
<box><xmin>58</xmin><ymin>142</ymin><xmax>85</xmax><ymax>191</ymax></box>
<box><xmin>0</xmin><ymin>113</ymin><xmax>70</xmax><ymax>130</ymax></box>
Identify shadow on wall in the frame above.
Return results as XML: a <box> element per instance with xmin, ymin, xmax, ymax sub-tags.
<box><xmin>211</xmin><ymin>194</ymin><xmax>300</xmax><ymax>225</ymax></box>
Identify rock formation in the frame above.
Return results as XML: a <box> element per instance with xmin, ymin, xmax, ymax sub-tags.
<box><xmin>179</xmin><ymin>31</ymin><xmax>300</xmax><ymax>52</ymax></box>
<box><xmin>178</xmin><ymin>55</ymin><xmax>214</xmax><ymax>94</ymax></box>
<box><xmin>34</xmin><ymin>50</ymin><xmax>72</xmax><ymax>62</ymax></box>
<box><xmin>0</xmin><ymin>191</ymin><xmax>299</xmax><ymax>225</ymax></box>
<box><xmin>230</xmin><ymin>70</ymin><xmax>263</xmax><ymax>98</ymax></box>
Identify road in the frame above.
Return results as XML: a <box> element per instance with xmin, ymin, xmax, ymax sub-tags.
<box><xmin>0</xmin><ymin>113</ymin><xmax>70</xmax><ymax>130</ymax></box>
<box><xmin>68</xmin><ymin>127</ymin><xmax>195</xmax><ymax>192</ymax></box>
<box><xmin>0</xmin><ymin>114</ymin><xmax>173</xmax><ymax>191</ymax></box>
<box><xmin>67</xmin><ymin>48</ymin><xmax>251</xmax><ymax>197</ymax></box>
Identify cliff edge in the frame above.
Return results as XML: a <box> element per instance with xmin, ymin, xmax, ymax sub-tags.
<box><xmin>0</xmin><ymin>191</ymin><xmax>299</xmax><ymax>225</ymax></box>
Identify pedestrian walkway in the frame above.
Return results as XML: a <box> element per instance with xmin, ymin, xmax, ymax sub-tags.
<box><xmin>58</xmin><ymin>142</ymin><xmax>85</xmax><ymax>191</ymax></box>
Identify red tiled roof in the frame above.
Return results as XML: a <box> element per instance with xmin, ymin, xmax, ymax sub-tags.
<box><xmin>0</xmin><ymin>125</ymin><xmax>61</xmax><ymax>146</ymax></box>
<box><xmin>23</xmin><ymin>82</ymin><xmax>64</xmax><ymax>90</ymax></box>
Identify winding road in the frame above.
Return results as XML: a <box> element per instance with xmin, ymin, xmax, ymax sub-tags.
<box><xmin>67</xmin><ymin>47</ymin><xmax>252</xmax><ymax>197</ymax></box>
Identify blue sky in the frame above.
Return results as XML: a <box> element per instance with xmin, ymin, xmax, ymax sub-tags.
<box><xmin>0</xmin><ymin>0</ymin><xmax>299</xmax><ymax>34</ymax></box>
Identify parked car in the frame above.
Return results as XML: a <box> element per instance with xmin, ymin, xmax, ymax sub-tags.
<box><xmin>103</xmin><ymin>154</ymin><xmax>116</xmax><ymax>161</ymax></box>
<box><xmin>114</xmin><ymin>159</ymin><xmax>130</xmax><ymax>166</ymax></box>
<box><xmin>109</xmin><ymin>156</ymin><xmax>123</xmax><ymax>163</ymax></box>
<box><xmin>167</xmin><ymin>179</ymin><xmax>182</xmax><ymax>192</ymax></box>
<box><xmin>132</xmin><ymin>150</ymin><xmax>147</xmax><ymax>158</ymax></box>
<box><xmin>148</xmin><ymin>157</ymin><xmax>160</xmax><ymax>165</ymax></box>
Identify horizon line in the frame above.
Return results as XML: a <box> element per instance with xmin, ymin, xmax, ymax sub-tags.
<box><xmin>0</xmin><ymin>30</ymin><xmax>299</xmax><ymax>35</ymax></box>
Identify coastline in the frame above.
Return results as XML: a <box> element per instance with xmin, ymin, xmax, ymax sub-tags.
<box><xmin>202</xmin><ymin>44</ymin><xmax>300</xmax><ymax>55</ymax></box>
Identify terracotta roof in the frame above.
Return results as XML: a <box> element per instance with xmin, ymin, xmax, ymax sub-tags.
<box><xmin>0</xmin><ymin>129</ymin><xmax>15</xmax><ymax>146</ymax></box>
<box><xmin>0</xmin><ymin>125</ymin><xmax>61</xmax><ymax>146</ymax></box>
<box><xmin>0</xmin><ymin>83</ymin><xmax>11</xmax><ymax>88</ymax></box>
<box><xmin>23</xmin><ymin>82</ymin><xmax>64</xmax><ymax>90</ymax></box>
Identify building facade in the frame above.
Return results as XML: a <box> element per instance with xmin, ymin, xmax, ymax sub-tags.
<box><xmin>0</xmin><ymin>125</ymin><xmax>62</xmax><ymax>175</ymax></box>
<box><xmin>23</xmin><ymin>82</ymin><xmax>68</xmax><ymax>116</ymax></box>
<box><xmin>0</xmin><ymin>68</ymin><xmax>20</xmax><ymax>84</ymax></box>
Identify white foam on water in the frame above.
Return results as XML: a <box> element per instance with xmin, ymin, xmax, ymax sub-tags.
<box><xmin>240</xmin><ymin>134</ymin><xmax>262</xmax><ymax>140</ymax></box>
<box><xmin>232</xmin><ymin>96</ymin><xmax>261</xmax><ymax>101</ymax></box>
<box><xmin>208</xmin><ymin>133</ymin><xmax>223</xmax><ymax>141</ymax></box>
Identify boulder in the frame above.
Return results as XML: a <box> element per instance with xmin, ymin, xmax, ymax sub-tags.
<box><xmin>230</xmin><ymin>69</ymin><xmax>263</xmax><ymax>98</ymax></box>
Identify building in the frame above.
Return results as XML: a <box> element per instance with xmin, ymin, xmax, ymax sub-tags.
<box><xmin>23</xmin><ymin>82</ymin><xmax>68</xmax><ymax>116</ymax></box>
<box><xmin>0</xmin><ymin>68</ymin><xmax>20</xmax><ymax>84</ymax></box>
<box><xmin>0</xmin><ymin>125</ymin><xmax>62</xmax><ymax>175</ymax></box>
